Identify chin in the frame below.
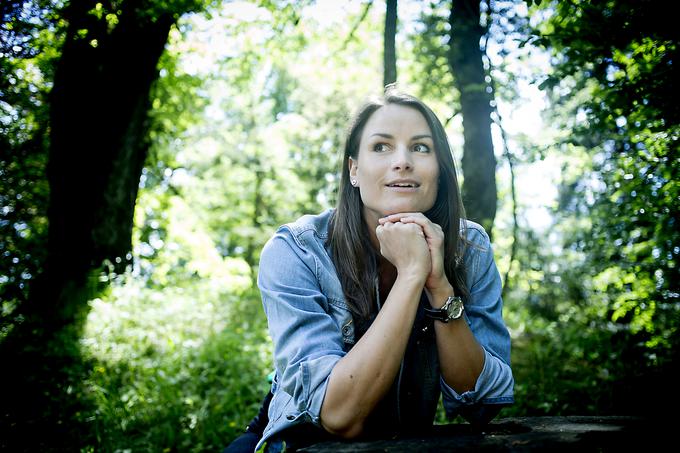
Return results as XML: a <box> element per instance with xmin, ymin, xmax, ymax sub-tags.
<box><xmin>384</xmin><ymin>205</ymin><xmax>424</xmax><ymax>215</ymax></box>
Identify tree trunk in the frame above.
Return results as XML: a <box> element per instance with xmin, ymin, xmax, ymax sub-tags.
<box><xmin>448</xmin><ymin>0</ymin><xmax>497</xmax><ymax>236</ymax></box>
<box><xmin>383</xmin><ymin>0</ymin><xmax>398</xmax><ymax>87</ymax></box>
<box><xmin>31</xmin><ymin>0</ymin><xmax>175</xmax><ymax>331</ymax></box>
<box><xmin>0</xmin><ymin>3</ymin><xmax>197</xmax><ymax>447</ymax></box>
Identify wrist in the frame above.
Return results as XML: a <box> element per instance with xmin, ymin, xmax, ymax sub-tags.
<box><xmin>426</xmin><ymin>284</ymin><xmax>455</xmax><ymax>308</ymax></box>
<box><xmin>424</xmin><ymin>294</ymin><xmax>465</xmax><ymax>323</ymax></box>
<box><xmin>395</xmin><ymin>270</ymin><xmax>428</xmax><ymax>288</ymax></box>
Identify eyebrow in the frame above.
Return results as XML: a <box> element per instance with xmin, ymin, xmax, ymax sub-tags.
<box><xmin>370</xmin><ymin>133</ymin><xmax>433</xmax><ymax>140</ymax></box>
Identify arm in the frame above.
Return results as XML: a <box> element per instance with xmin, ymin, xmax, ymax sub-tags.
<box><xmin>320</xmin><ymin>271</ymin><xmax>424</xmax><ymax>437</ymax></box>
<box><xmin>380</xmin><ymin>214</ymin><xmax>514</xmax><ymax>423</ymax></box>
<box><xmin>258</xmin><ymin>232</ymin><xmax>349</xmax><ymax>430</ymax></box>
<box><xmin>380</xmin><ymin>213</ymin><xmax>484</xmax><ymax>393</ymax></box>
<box><xmin>428</xmin><ymin>282</ymin><xmax>485</xmax><ymax>393</ymax></box>
<box><xmin>259</xmin><ymin>222</ymin><xmax>432</xmax><ymax>440</ymax></box>
<box><xmin>320</xmin><ymin>220</ymin><xmax>431</xmax><ymax>438</ymax></box>
<box><xmin>440</xmin><ymin>225</ymin><xmax>514</xmax><ymax>422</ymax></box>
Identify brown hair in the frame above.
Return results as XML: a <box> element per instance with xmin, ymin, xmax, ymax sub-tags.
<box><xmin>328</xmin><ymin>87</ymin><xmax>468</xmax><ymax>320</ymax></box>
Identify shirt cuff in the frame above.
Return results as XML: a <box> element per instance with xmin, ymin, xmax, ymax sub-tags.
<box><xmin>441</xmin><ymin>348</ymin><xmax>514</xmax><ymax>414</ymax></box>
<box><xmin>295</xmin><ymin>353</ymin><xmax>344</xmax><ymax>425</ymax></box>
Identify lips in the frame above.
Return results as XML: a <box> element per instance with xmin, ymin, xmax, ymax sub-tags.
<box><xmin>386</xmin><ymin>179</ymin><xmax>420</xmax><ymax>188</ymax></box>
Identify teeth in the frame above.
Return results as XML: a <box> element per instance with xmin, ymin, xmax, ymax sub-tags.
<box><xmin>390</xmin><ymin>183</ymin><xmax>415</xmax><ymax>187</ymax></box>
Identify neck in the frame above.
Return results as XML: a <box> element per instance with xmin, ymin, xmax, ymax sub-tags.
<box><xmin>363</xmin><ymin>208</ymin><xmax>381</xmax><ymax>250</ymax></box>
<box><xmin>360</xmin><ymin>207</ymin><xmax>398</xmax><ymax>294</ymax></box>
<box><xmin>377</xmin><ymin>257</ymin><xmax>397</xmax><ymax>300</ymax></box>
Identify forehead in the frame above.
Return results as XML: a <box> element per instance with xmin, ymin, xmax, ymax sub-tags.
<box><xmin>361</xmin><ymin>104</ymin><xmax>431</xmax><ymax>137</ymax></box>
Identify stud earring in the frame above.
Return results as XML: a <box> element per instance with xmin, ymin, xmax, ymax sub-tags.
<box><xmin>351</xmin><ymin>179</ymin><xmax>357</xmax><ymax>186</ymax></box>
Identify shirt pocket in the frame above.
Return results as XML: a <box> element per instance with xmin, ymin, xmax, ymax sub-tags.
<box><xmin>327</xmin><ymin>296</ymin><xmax>355</xmax><ymax>348</ymax></box>
<box><xmin>316</xmin><ymin>256</ymin><xmax>355</xmax><ymax>346</ymax></box>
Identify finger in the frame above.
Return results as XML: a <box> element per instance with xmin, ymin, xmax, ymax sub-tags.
<box><xmin>400</xmin><ymin>222</ymin><xmax>426</xmax><ymax>237</ymax></box>
<box><xmin>398</xmin><ymin>215</ymin><xmax>441</xmax><ymax>238</ymax></box>
<box><xmin>378</xmin><ymin>212</ymin><xmax>424</xmax><ymax>224</ymax></box>
<box><xmin>376</xmin><ymin>221</ymin><xmax>394</xmax><ymax>231</ymax></box>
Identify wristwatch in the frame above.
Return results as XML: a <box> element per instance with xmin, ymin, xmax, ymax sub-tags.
<box><xmin>424</xmin><ymin>296</ymin><xmax>464</xmax><ymax>323</ymax></box>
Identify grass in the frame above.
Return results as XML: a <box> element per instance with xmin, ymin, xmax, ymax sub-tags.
<box><xmin>66</xmin><ymin>276</ymin><xmax>272</xmax><ymax>452</ymax></box>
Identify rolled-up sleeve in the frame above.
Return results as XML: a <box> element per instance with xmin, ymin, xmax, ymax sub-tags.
<box><xmin>441</xmin><ymin>225</ymin><xmax>514</xmax><ymax>418</ymax></box>
<box><xmin>258</xmin><ymin>229</ymin><xmax>346</xmax><ymax>425</ymax></box>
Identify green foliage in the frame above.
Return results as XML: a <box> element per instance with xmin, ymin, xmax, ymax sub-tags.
<box><xmin>3</xmin><ymin>0</ymin><xmax>679</xmax><ymax>450</ymax></box>
<box><xmin>79</xmin><ymin>276</ymin><xmax>271</xmax><ymax>451</ymax></box>
<box><xmin>545</xmin><ymin>0</ymin><xmax>678</xmax><ymax>339</ymax></box>
<box><xmin>45</xmin><ymin>2</ymin><xmax>385</xmax><ymax>450</ymax></box>
<box><xmin>407</xmin><ymin>1</ymin><xmax>457</xmax><ymax>108</ymax></box>
<box><xmin>501</xmin><ymin>0</ymin><xmax>680</xmax><ymax>416</ymax></box>
<box><xmin>0</xmin><ymin>0</ymin><xmax>64</xmax><ymax>338</ymax></box>
<box><xmin>139</xmin><ymin>0</ymin><xmax>384</xmax><ymax>282</ymax></box>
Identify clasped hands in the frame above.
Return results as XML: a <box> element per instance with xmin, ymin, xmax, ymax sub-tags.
<box><xmin>376</xmin><ymin>212</ymin><xmax>449</xmax><ymax>295</ymax></box>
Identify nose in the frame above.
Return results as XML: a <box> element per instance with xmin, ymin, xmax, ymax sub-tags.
<box><xmin>391</xmin><ymin>145</ymin><xmax>413</xmax><ymax>171</ymax></box>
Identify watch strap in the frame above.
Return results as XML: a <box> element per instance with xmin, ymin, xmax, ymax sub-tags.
<box><xmin>424</xmin><ymin>296</ymin><xmax>464</xmax><ymax>323</ymax></box>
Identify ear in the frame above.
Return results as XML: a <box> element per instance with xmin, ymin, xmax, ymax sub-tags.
<box><xmin>348</xmin><ymin>157</ymin><xmax>358</xmax><ymax>180</ymax></box>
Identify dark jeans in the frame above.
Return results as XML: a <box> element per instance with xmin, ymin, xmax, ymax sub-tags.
<box><xmin>223</xmin><ymin>391</ymin><xmax>273</xmax><ymax>453</ymax></box>
<box><xmin>222</xmin><ymin>431</ymin><xmax>260</xmax><ymax>453</ymax></box>
<box><xmin>222</xmin><ymin>389</ymin><xmax>333</xmax><ymax>453</ymax></box>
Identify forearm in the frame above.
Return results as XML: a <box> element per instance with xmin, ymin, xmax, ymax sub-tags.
<box><xmin>428</xmin><ymin>285</ymin><xmax>485</xmax><ymax>393</ymax></box>
<box><xmin>320</xmin><ymin>274</ymin><xmax>424</xmax><ymax>438</ymax></box>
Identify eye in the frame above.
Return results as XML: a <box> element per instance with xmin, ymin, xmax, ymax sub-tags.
<box><xmin>373</xmin><ymin>143</ymin><xmax>390</xmax><ymax>152</ymax></box>
<box><xmin>412</xmin><ymin>143</ymin><xmax>430</xmax><ymax>153</ymax></box>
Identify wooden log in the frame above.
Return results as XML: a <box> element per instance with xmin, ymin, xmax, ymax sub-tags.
<box><xmin>300</xmin><ymin>416</ymin><xmax>669</xmax><ymax>452</ymax></box>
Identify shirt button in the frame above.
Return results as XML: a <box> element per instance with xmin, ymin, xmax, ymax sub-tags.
<box><xmin>286</xmin><ymin>414</ymin><xmax>295</xmax><ymax>420</ymax></box>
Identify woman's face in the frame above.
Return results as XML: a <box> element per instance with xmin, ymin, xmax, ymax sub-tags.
<box><xmin>349</xmin><ymin>104</ymin><xmax>440</xmax><ymax>226</ymax></box>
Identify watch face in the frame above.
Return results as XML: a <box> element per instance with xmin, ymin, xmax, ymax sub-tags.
<box><xmin>446</xmin><ymin>297</ymin><xmax>464</xmax><ymax>320</ymax></box>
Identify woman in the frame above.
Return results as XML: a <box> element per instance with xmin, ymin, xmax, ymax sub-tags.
<box><xmin>230</xmin><ymin>88</ymin><xmax>514</xmax><ymax>453</ymax></box>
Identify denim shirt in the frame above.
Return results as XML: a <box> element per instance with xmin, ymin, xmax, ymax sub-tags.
<box><xmin>255</xmin><ymin>208</ymin><xmax>514</xmax><ymax>452</ymax></box>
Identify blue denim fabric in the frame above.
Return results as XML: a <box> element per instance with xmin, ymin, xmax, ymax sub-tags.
<box><xmin>254</xmin><ymin>208</ymin><xmax>514</xmax><ymax>452</ymax></box>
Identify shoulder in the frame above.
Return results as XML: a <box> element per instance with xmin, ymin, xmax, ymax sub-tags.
<box><xmin>283</xmin><ymin>208</ymin><xmax>335</xmax><ymax>241</ymax></box>
<box><xmin>457</xmin><ymin>219</ymin><xmax>495</xmax><ymax>278</ymax></box>
<box><xmin>459</xmin><ymin>219</ymin><xmax>491</xmax><ymax>252</ymax></box>
<box><xmin>260</xmin><ymin>208</ymin><xmax>335</xmax><ymax>261</ymax></box>
<box><xmin>457</xmin><ymin>219</ymin><xmax>499</xmax><ymax>286</ymax></box>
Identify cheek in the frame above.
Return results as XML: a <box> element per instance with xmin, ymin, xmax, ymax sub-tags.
<box><xmin>427</xmin><ymin>185</ymin><xmax>439</xmax><ymax>205</ymax></box>
<box><xmin>357</xmin><ymin>159</ymin><xmax>379</xmax><ymax>181</ymax></box>
<box><xmin>426</xmin><ymin>163</ymin><xmax>440</xmax><ymax>187</ymax></box>
<box><xmin>427</xmin><ymin>166</ymin><xmax>440</xmax><ymax>199</ymax></box>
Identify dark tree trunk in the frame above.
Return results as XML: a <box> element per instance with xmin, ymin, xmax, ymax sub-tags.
<box><xmin>31</xmin><ymin>0</ymin><xmax>175</xmax><ymax>330</ymax></box>
<box><xmin>448</xmin><ymin>0</ymin><xmax>497</xmax><ymax>236</ymax></box>
<box><xmin>0</xmin><ymin>3</ymin><xmax>198</xmax><ymax>448</ymax></box>
<box><xmin>383</xmin><ymin>0</ymin><xmax>398</xmax><ymax>87</ymax></box>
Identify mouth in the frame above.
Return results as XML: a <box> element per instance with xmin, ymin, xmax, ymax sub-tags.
<box><xmin>385</xmin><ymin>180</ymin><xmax>420</xmax><ymax>188</ymax></box>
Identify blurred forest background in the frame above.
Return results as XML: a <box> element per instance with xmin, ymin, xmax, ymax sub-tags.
<box><xmin>0</xmin><ymin>0</ymin><xmax>677</xmax><ymax>451</ymax></box>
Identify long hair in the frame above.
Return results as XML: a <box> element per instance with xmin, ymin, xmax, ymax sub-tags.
<box><xmin>329</xmin><ymin>87</ymin><xmax>468</xmax><ymax>320</ymax></box>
